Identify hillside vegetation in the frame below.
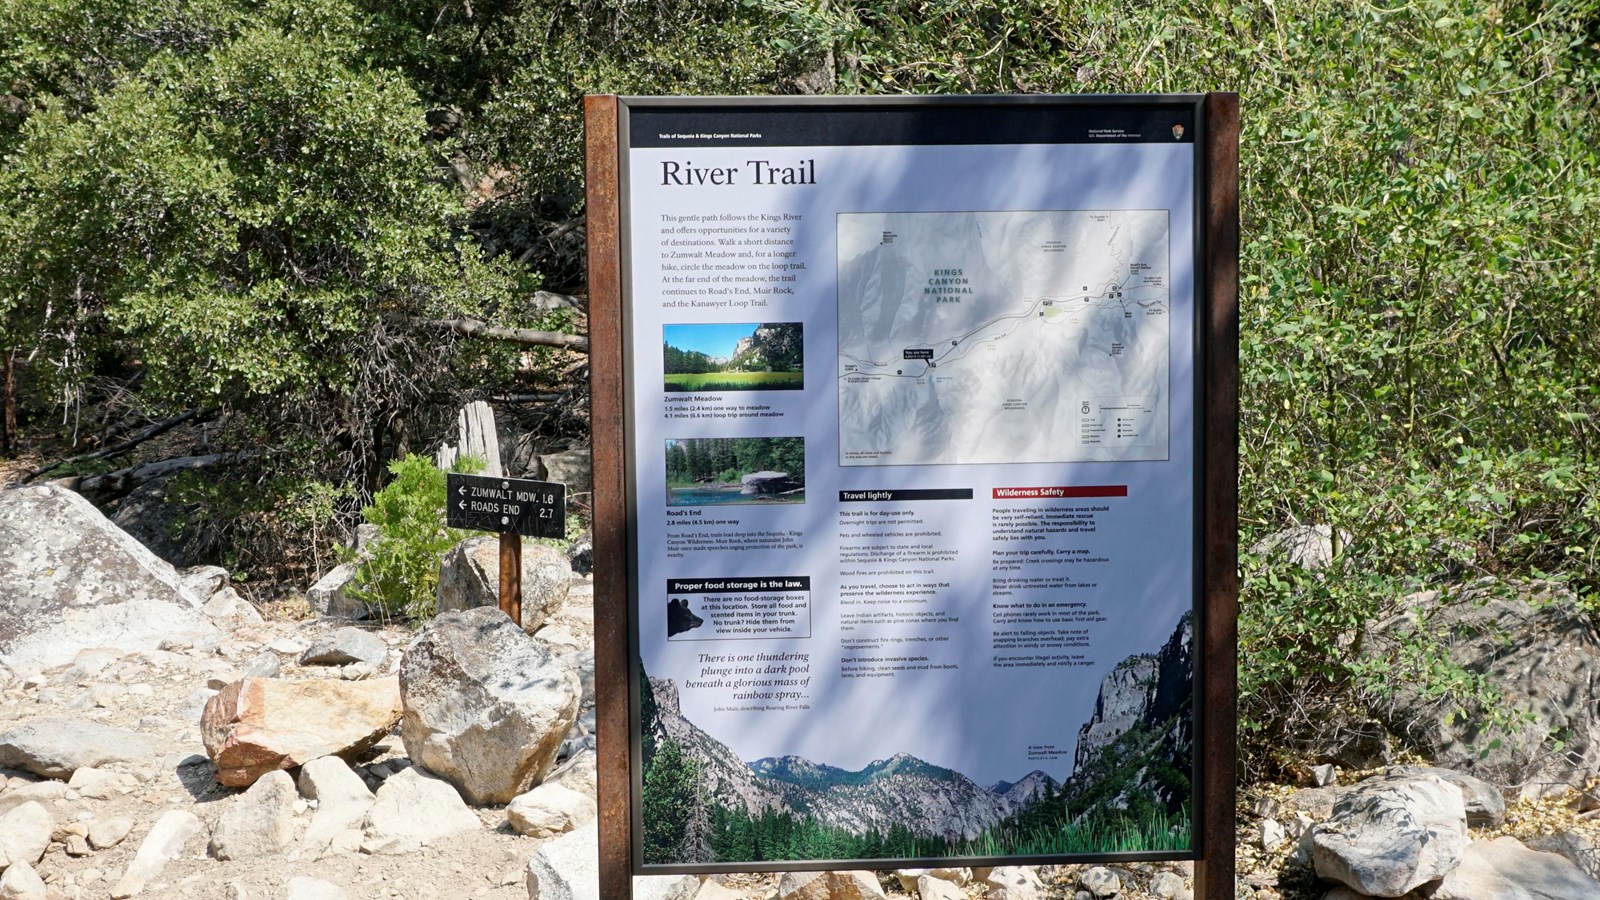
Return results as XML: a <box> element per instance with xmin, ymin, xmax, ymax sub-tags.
<box><xmin>2</xmin><ymin>0</ymin><xmax>1598</xmax><ymax>777</ymax></box>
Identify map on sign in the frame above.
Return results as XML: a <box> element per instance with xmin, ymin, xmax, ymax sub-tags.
<box><xmin>836</xmin><ymin>210</ymin><xmax>1172</xmax><ymax>466</ymax></box>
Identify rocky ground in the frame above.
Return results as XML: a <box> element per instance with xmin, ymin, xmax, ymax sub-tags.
<box><xmin>4</xmin><ymin>480</ymin><xmax>1600</xmax><ymax>900</ymax></box>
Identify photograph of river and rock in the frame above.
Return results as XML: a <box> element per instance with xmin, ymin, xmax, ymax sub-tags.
<box><xmin>664</xmin><ymin>437</ymin><xmax>806</xmax><ymax>506</ymax></box>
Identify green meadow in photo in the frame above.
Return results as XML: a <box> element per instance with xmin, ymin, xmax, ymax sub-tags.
<box><xmin>663</xmin><ymin>323</ymin><xmax>802</xmax><ymax>392</ymax></box>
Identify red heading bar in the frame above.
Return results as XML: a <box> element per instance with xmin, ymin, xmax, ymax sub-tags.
<box><xmin>992</xmin><ymin>485</ymin><xmax>1129</xmax><ymax>500</ymax></box>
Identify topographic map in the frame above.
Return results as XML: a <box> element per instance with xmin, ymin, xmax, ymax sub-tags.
<box><xmin>836</xmin><ymin>210</ymin><xmax>1171</xmax><ymax>466</ymax></box>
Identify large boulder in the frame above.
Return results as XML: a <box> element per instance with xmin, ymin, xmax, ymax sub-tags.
<box><xmin>435</xmin><ymin>536</ymin><xmax>571</xmax><ymax>633</ymax></box>
<box><xmin>1249</xmin><ymin>523</ymin><xmax>1338</xmax><ymax>570</ymax></box>
<box><xmin>1430</xmin><ymin>836</ymin><xmax>1600</xmax><ymax>899</ymax></box>
<box><xmin>0</xmin><ymin>718</ymin><xmax>165</xmax><ymax>779</ymax></box>
<box><xmin>0</xmin><ymin>484</ymin><xmax>220</xmax><ymax>671</ymax></box>
<box><xmin>539</xmin><ymin>448</ymin><xmax>591</xmax><ymax>496</ymax></box>
<box><xmin>1382</xmin><ymin>765</ymin><xmax>1505</xmax><ymax>828</ymax></box>
<box><xmin>108</xmin><ymin>479</ymin><xmax>202</xmax><ymax>568</ymax></box>
<box><xmin>1367</xmin><ymin>582</ymin><xmax>1600</xmax><ymax>799</ymax></box>
<box><xmin>200</xmin><ymin>677</ymin><xmax>403</xmax><ymax>787</ymax></box>
<box><xmin>399</xmin><ymin>607</ymin><xmax>580</xmax><ymax>805</ymax></box>
<box><xmin>1311</xmin><ymin>773</ymin><xmax>1468</xmax><ymax>896</ymax></box>
<box><xmin>524</xmin><ymin>822</ymin><xmax>598</xmax><ymax>900</ymax></box>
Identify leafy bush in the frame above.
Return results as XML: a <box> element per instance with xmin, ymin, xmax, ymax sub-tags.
<box><xmin>754</xmin><ymin>0</ymin><xmax>1600</xmax><ymax>775</ymax></box>
<box><xmin>347</xmin><ymin>453</ymin><xmax>478</xmax><ymax>620</ymax></box>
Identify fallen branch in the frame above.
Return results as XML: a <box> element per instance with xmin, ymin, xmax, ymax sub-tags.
<box><xmin>66</xmin><ymin>451</ymin><xmax>256</xmax><ymax>499</ymax></box>
<box><xmin>21</xmin><ymin>409</ymin><xmax>212</xmax><ymax>484</ymax></box>
<box><xmin>419</xmin><ymin>317</ymin><xmax>589</xmax><ymax>352</ymax></box>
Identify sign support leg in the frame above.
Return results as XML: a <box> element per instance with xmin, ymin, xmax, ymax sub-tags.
<box><xmin>499</xmin><ymin>531</ymin><xmax>522</xmax><ymax>627</ymax></box>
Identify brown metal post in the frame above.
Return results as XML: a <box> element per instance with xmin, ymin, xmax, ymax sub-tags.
<box><xmin>1196</xmin><ymin>90</ymin><xmax>1241</xmax><ymax>900</ymax></box>
<box><xmin>584</xmin><ymin>93</ymin><xmax>631</xmax><ymax>900</ymax></box>
<box><xmin>499</xmin><ymin>531</ymin><xmax>523</xmax><ymax>627</ymax></box>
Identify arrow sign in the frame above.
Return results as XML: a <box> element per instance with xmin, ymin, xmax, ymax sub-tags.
<box><xmin>445</xmin><ymin>473</ymin><xmax>567</xmax><ymax>539</ymax></box>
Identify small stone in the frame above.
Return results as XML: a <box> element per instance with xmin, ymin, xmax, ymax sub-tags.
<box><xmin>110</xmin><ymin>809</ymin><xmax>202</xmax><ymax>898</ymax></box>
<box><xmin>1080</xmin><ymin>867</ymin><xmax>1120</xmax><ymax>898</ymax></box>
<box><xmin>506</xmin><ymin>783</ymin><xmax>595</xmax><ymax>838</ymax></box>
<box><xmin>775</xmin><ymin>870</ymin><xmax>886</xmax><ymax>900</ymax></box>
<box><xmin>362</xmin><ymin>767</ymin><xmax>478</xmax><ymax>851</ymax></box>
<box><xmin>1149</xmin><ymin>871</ymin><xmax>1185</xmax><ymax>899</ymax></box>
<box><xmin>0</xmin><ymin>781</ymin><xmax>64</xmax><ymax>817</ymax></box>
<box><xmin>1285</xmin><ymin>813</ymin><xmax>1314</xmax><ymax>841</ymax></box>
<box><xmin>300</xmin><ymin>629</ymin><xmax>387</xmax><ymax>668</ymax></box>
<box><xmin>1261</xmin><ymin>818</ymin><xmax>1286</xmax><ymax>849</ymax></box>
<box><xmin>0</xmin><ymin>860</ymin><xmax>46</xmax><ymax>900</ymax></box>
<box><xmin>88</xmin><ymin>683</ymin><xmax>126</xmax><ymax>707</ymax></box>
<box><xmin>209</xmin><ymin>770</ymin><xmax>297</xmax><ymax>859</ymax></box>
<box><xmin>88</xmin><ymin>817</ymin><xmax>135</xmax><ymax>850</ymax></box>
<box><xmin>268</xmin><ymin>639</ymin><xmax>306</xmax><ymax>655</ymax></box>
<box><xmin>984</xmin><ymin>866</ymin><xmax>1043</xmax><ymax>900</ymax></box>
<box><xmin>1310</xmin><ymin>764</ymin><xmax>1337</xmax><ymax>787</ymax></box>
<box><xmin>0</xmin><ymin>801</ymin><xmax>53</xmax><ymax>871</ymax></box>
<box><xmin>285</xmin><ymin>877</ymin><xmax>349</xmax><ymax>900</ymax></box>
<box><xmin>240</xmin><ymin>652</ymin><xmax>279</xmax><ymax>680</ymax></box>
<box><xmin>67</xmin><ymin>767</ymin><xmax>129</xmax><ymax>801</ymax></box>
<box><xmin>635</xmin><ymin>874</ymin><xmax>700</xmax><ymax>900</ymax></box>
<box><xmin>297</xmin><ymin>756</ymin><xmax>375</xmax><ymax>859</ymax></box>
<box><xmin>178</xmin><ymin>688</ymin><xmax>217</xmax><ymax>723</ymax></box>
<box><xmin>63</xmin><ymin>834</ymin><xmax>90</xmax><ymax>857</ymax></box>
<box><xmin>917</xmin><ymin>875</ymin><xmax>964</xmax><ymax>900</ymax></box>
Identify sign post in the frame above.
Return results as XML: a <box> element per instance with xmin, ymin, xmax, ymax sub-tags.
<box><xmin>446</xmin><ymin>472</ymin><xmax>567</xmax><ymax>627</ymax></box>
<box><xmin>586</xmin><ymin>94</ymin><xmax>1238</xmax><ymax>898</ymax></box>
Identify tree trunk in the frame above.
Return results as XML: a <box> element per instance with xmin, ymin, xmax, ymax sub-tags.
<box><xmin>1</xmin><ymin>349</ymin><xmax>15</xmax><ymax>456</ymax></box>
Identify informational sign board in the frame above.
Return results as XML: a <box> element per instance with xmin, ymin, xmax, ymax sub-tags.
<box><xmin>585</xmin><ymin>95</ymin><xmax>1238</xmax><ymax>894</ymax></box>
<box><xmin>445</xmin><ymin>473</ymin><xmax>566</xmax><ymax>539</ymax></box>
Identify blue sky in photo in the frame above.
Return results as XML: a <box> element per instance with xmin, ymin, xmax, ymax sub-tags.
<box><xmin>663</xmin><ymin>322</ymin><xmax>759</xmax><ymax>358</ymax></box>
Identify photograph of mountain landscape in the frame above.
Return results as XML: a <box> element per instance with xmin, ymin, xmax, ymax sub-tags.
<box><xmin>637</xmin><ymin>612</ymin><xmax>1194</xmax><ymax>866</ymax></box>
<box><xmin>663</xmin><ymin>322</ymin><xmax>804</xmax><ymax>392</ymax></box>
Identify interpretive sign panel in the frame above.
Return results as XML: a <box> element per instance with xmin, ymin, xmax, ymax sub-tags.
<box><xmin>585</xmin><ymin>95</ymin><xmax>1239</xmax><ymax>887</ymax></box>
<box><xmin>445</xmin><ymin>473</ymin><xmax>566</xmax><ymax>539</ymax></box>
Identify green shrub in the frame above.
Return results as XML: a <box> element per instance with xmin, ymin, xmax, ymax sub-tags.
<box><xmin>347</xmin><ymin>453</ymin><xmax>479</xmax><ymax>620</ymax></box>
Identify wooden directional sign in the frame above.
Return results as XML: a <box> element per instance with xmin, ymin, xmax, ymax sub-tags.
<box><xmin>446</xmin><ymin>473</ymin><xmax>567</xmax><ymax>539</ymax></box>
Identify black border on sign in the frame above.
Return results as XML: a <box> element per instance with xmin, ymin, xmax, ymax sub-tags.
<box><xmin>585</xmin><ymin>94</ymin><xmax>1238</xmax><ymax>892</ymax></box>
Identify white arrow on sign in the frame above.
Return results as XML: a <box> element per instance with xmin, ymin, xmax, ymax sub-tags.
<box><xmin>457</xmin><ymin>486</ymin><xmax>466</xmax><ymax>495</ymax></box>
<box><xmin>458</xmin><ymin>501</ymin><xmax>466</xmax><ymax>510</ymax></box>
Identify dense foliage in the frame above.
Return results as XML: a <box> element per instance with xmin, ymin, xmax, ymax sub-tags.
<box><xmin>4</xmin><ymin>0</ymin><xmax>1597</xmax><ymax>774</ymax></box>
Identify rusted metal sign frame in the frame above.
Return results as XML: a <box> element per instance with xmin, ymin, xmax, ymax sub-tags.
<box><xmin>585</xmin><ymin>92</ymin><xmax>1239</xmax><ymax>899</ymax></box>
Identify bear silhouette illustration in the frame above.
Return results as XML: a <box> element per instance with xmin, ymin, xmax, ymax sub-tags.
<box><xmin>667</xmin><ymin>597</ymin><xmax>705</xmax><ymax>637</ymax></box>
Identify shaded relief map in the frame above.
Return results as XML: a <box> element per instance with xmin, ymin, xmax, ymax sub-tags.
<box><xmin>837</xmin><ymin>210</ymin><xmax>1171</xmax><ymax>466</ymax></box>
